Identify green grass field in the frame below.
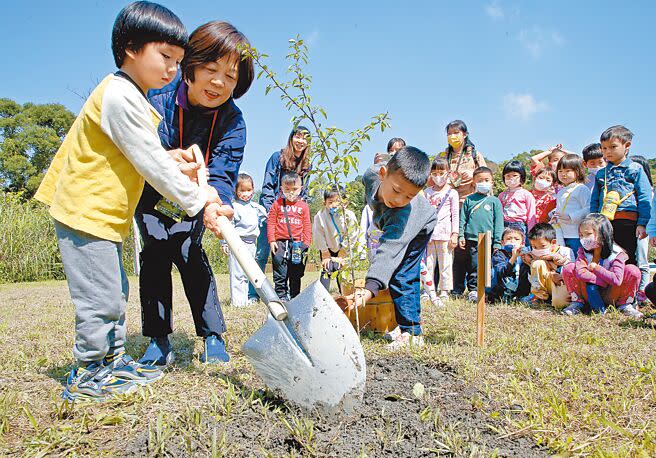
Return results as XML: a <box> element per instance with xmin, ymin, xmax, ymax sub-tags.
<box><xmin>0</xmin><ymin>273</ymin><xmax>655</xmax><ymax>456</ymax></box>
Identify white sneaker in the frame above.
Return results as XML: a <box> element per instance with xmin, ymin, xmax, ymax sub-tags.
<box><xmin>467</xmin><ymin>291</ymin><xmax>478</xmax><ymax>302</ymax></box>
<box><xmin>439</xmin><ymin>291</ymin><xmax>449</xmax><ymax>299</ymax></box>
<box><xmin>383</xmin><ymin>326</ymin><xmax>401</xmax><ymax>342</ymax></box>
<box><xmin>618</xmin><ymin>303</ymin><xmax>644</xmax><ymax>319</ymax></box>
<box><xmin>431</xmin><ymin>296</ymin><xmax>445</xmax><ymax>307</ymax></box>
<box><xmin>386</xmin><ymin>332</ymin><xmax>424</xmax><ymax>350</ymax></box>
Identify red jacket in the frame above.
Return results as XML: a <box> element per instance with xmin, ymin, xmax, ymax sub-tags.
<box><xmin>267</xmin><ymin>198</ymin><xmax>312</xmax><ymax>245</ymax></box>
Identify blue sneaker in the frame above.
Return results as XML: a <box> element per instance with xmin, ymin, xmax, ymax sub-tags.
<box><xmin>139</xmin><ymin>337</ymin><xmax>174</xmax><ymax>367</ymax></box>
<box><xmin>200</xmin><ymin>334</ymin><xmax>230</xmax><ymax>363</ymax></box>
<box><xmin>62</xmin><ymin>362</ymin><xmax>136</xmax><ymax>402</ymax></box>
<box><xmin>104</xmin><ymin>352</ymin><xmax>163</xmax><ymax>385</ymax></box>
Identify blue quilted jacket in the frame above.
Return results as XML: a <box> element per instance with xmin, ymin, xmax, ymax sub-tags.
<box><xmin>138</xmin><ymin>73</ymin><xmax>246</xmax><ymax>214</ymax></box>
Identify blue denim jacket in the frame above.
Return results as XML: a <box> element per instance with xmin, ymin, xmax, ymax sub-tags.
<box><xmin>590</xmin><ymin>158</ymin><xmax>652</xmax><ymax>226</ymax></box>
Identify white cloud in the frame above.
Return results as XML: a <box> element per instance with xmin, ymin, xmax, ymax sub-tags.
<box><xmin>306</xmin><ymin>30</ymin><xmax>320</xmax><ymax>47</ymax></box>
<box><xmin>518</xmin><ymin>26</ymin><xmax>565</xmax><ymax>58</ymax></box>
<box><xmin>503</xmin><ymin>93</ymin><xmax>548</xmax><ymax>120</ymax></box>
<box><xmin>485</xmin><ymin>1</ymin><xmax>504</xmax><ymax>19</ymax></box>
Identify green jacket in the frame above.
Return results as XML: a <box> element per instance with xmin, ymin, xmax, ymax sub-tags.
<box><xmin>459</xmin><ymin>193</ymin><xmax>504</xmax><ymax>248</ymax></box>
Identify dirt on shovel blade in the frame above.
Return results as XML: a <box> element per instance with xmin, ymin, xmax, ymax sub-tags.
<box><xmin>127</xmin><ymin>356</ymin><xmax>546</xmax><ymax>457</ymax></box>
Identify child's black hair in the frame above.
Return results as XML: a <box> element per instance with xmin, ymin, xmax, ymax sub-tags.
<box><xmin>502</xmin><ymin>227</ymin><xmax>524</xmax><ymax>242</ymax></box>
<box><xmin>473</xmin><ymin>166</ymin><xmax>493</xmax><ymax>178</ymax></box>
<box><xmin>112</xmin><ymin>1</ymin><xmax>188</xmax><ymax>68</ymax></box>
<box><xmin>281</xmin><ymin>171</ymin><xmax>301</xmax><ymax>186</ymax></box>
<box><xmin>556</xmin><ymin>154</ymin><xmax>586</xmax><ymax>184</ymax></box>
<box><xmin>582</xmin><ymin>143</ymin><xmax>603</xmax><ymax>162</ymax></box>
<box><xmin>431</xmin><ymin>157</ymin><xmax>449</xmax><ymax>171</ymax></box>
<box><xmin>534</xmin><ymin>167</ymin><xmax>557</xmax><ymax>185</ymax></box>
<box><xmin>502</xmin><ymin>160</ymin><xmax>527</xmax><ymax>184</ymax></box>
<box><xmin>323</xmin><ymin>185</ymin><xmax>344</xmax><ymax>201</ymax></box>
<box><xmin>385</xmin><ymin>146</ymin><xmax>431</xmax><ymax>187</ymax></box>
<box><xmin>235</xmin><ymin>172</ymin><xmax>253</xmax><ymax>191</ymax></box>
<box><xmin>386</xmin><ymin>137</ymin><xmax>406</xmax><ymax>153</ymax></box>
<box><xmin>528</xmin><ymin>223</ymin><xmax>557</xmax><ymax>242</ymax></box>
<box><xmin>445</xmin><ymin>120</ymin><xmax>468</xmax><ymax>134</ymax></box>
<box><xmin>600</xmin><ymin>125</ymin><xmax>633</xmax><ymax>144</ymax></box>
<box><xmin>579</xmin><ymin>213</ymin><xmax>614</xmax><ymax>259</ymax></box>
<box><xmin>631</xmin><ymin>155</ymin><xmax>653</xmax><ymax>187</ymax></box>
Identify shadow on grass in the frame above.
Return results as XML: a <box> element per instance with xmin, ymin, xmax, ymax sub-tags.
<box><xmin>44</xmin><ymin>331</ymin><xmax>198</xmax><ymax>385</ymax></box>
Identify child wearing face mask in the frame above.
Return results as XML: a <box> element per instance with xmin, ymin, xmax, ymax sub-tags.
<box><xmin>457</xmin><ymin>167</ymin><xmax>504</xmax><ymax>302</ymax></box>
<box><xmin>550</xmin><ymin>154</ymin><xmax>591</xmax><ymax>254</ymax></box>
<box><xmin>422</xmin><ymin>158</ymin><xmax>460</xmax><ymax>306</ymax></box>
<box><xmin>582</xmin><ymin>143</ymin><xmax>605</xmax><ymax>191</ymax></box>
<box><xmin>561</xmin><ymin>214</ymin><xmax>642</xmax><ymax>317</ymax></box>
<box><xmin>520</xmin><ymin>223</ymin><xmax>574</xmax><ymax>308</ymax></box>
<box><xmin>498</xmin><ymin>160</ymin><xmax>536</xmax><ymax>239</ymax></box>
<box><xmin>222</xmin><ymin>173</ymin><xmax>267</xmax><ymax>307</ymax></box>
<box><xmin>313</xmin><ymin>186</ymin><xmax>361</xmax><ymax>293</ymax></box>
<box><xmin>267</xmin><ymin>171</ymin><xmax>312</xmax><ymax>300</ymax></box>
<box><xmin>530</xmin><ymin>144</ymin><xmax>570</xmax><ymax>178</ymax></box>
<box><xmin>531</xmin><ymin>168</ymin><xmax>557</xmax><ymax>223</ymax></box>
<box><xmin>486</xmin><ymin>228</ymin><xmax>531</xmax><ymax>303</ymax></box>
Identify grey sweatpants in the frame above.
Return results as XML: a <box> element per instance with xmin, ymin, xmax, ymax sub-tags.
<box><xmin>55</xmin><ymin>220</ymin><xmax>128</xmax><ymax>363</ymax></box>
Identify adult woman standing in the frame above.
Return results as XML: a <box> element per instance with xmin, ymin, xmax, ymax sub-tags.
<box><xmin>436</xmin><ymin>120</ymin><xmax>487</xmax><ymax>297</ymax></box>
<box><xmin>135</xmin><ymin>21</ymin><xmax>253</xmax><ymax>365</ymax></box>
<box><xmin>248</xmin><ymin>126</ymin><xmax>312</xmax><ymax>302</ymax></box>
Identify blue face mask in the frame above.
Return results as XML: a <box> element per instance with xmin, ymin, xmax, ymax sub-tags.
<box><xmin>328</xmin><ymin>207</ymin><xmax>338</xmax><ymax>215</ymax></box>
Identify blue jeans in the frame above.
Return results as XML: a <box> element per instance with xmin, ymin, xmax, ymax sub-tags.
<box><xmin>249</xmin><ymin>220</ymin><xmax>270</xmax><ymax>300</ymax></box>
<box><xmin>388</xmin><ymin>231</ymin><xmax>431</xmax><ymax>335</ymax></box>
<box><xmin>564</xmin><ymin>238</ymin><xmax>582</xmax><ymax>255</ymax></box>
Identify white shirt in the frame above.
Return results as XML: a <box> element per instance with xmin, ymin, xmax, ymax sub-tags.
<box><xmin>553</xmin><ymin>183</ymin><xmax>591</xmax><ymax>238</ymax></box>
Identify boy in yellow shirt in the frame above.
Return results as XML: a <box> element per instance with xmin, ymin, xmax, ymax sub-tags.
<box><xmin>34</xmin><ymin>2</ymin><xmax>222</xmax><ymax>401</ymax></box>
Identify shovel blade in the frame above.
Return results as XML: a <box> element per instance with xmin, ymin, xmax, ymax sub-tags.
<box><xmin>242</xmin><ymin>281</ymin><xmax>366</xmax><ymax>410</ymax></box>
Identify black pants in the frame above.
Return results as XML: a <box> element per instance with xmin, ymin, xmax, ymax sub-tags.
<box><xmin>611</xmin><ymin>218</ymin><xmax>637</xmax><ymax>265</ymax></box>
<box><xmin>135</xmin><ymin>209</ymin><xmax>226</xmax><ymax>338</ymax></box>
<box><xmin>271</xmin><ymin>240</ymin><xmax>307</xmax><ymax>300</ymax></box>
<box><xmin>453</xmin><ymin>242</ymin><xmax>478</xmax><ymax>295</ymax></box>
<box><xmin>319</xmin><ymin>249</ymin><xmax>342</xmax><ymax>293</ymax></box>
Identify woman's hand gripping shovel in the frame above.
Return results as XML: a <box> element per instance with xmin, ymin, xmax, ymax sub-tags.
<box><xmin>190</xmin><ymin>145</ymin><xmax>366</xmax><ymax>411</ymax></box>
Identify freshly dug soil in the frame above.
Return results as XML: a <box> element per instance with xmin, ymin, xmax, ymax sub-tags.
<box><xmin>127</xmin><ymin>357</ymin><xmax>546</xmax><ymax>457</ymax></box>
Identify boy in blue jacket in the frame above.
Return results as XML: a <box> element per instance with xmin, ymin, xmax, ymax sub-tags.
<box><xmin>487</xmin><ymin>227</ymin><xmax>531</xmax><ymax>303</ymax></box>
<box><xmin>590</xmin><ymin>125</ymin><xmax>652</xmax><ymax>265</ymax></box>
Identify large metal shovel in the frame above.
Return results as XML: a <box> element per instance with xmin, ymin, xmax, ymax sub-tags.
<box><xmin>190</xmin><ymin>145</ymin><xmax>366</xmax><ymax>410</ymax></box>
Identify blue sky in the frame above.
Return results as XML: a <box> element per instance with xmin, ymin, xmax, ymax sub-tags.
<box><xmin>2</xmin><ymin>1</ymin><xmax>655</xmax><ymax>187</ymax></box>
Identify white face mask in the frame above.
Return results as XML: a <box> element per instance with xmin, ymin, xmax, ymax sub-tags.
<box><xmin>237</xmin><ymin>191</ymin><xmax>254</xmax><ymax>202</ymax></box>
<box><xmin>283</xmin><ymin>191</ymin><xmax>299</xmax><ymax>202</ymax></box>
<box><xmin>505</xmin><ymin>176</ymin><xmax>521</xmax><ymax>188</ymax></box>
<box><xmin>475</xmin><ymin>182</ymin><xmax>492</xmax><ymax>194</ymax></box>
<box><xmin>432</xmin><ymin>174</ymin><xmax>447</xmax><ymax>187</ymax></box>
<box><xmin>581</xmin><ymin>236</ymin><xmax>599</xmax><ymax>251</ymax></box>
<box><xmin>534</xmin><ymin>178</ymin><xmax>551</xmax><ymax>191</ymax></box>
<box><xmin>588</xmin><ymin>166</ymin><xmax>603</xmax><ymax>176</ymax></box>
<box><xmin>531</xmin><ymin>247</ymin><xmax>552</xmax><ymax>258</ymax></box>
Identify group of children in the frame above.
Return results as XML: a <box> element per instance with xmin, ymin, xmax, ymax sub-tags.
<box><xmin>399</xmin><ymin>124</ymin><xmax>651</xmax><ymax>320</ymax></box>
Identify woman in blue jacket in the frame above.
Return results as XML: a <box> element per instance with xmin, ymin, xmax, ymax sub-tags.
<box><xmin>248</xmin><ymin>126</ymin><xmax>312</xmax><ymax>302</ymax></box>
<box><xmin>135</xmin><ymin>21</ymin><xmax>253</xmax><ymax>366</ymax></box>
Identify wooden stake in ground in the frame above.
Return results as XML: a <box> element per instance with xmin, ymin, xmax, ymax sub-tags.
<box><xmin>477</xmin><ymin>231</ymin><xmax>492</xmax><ymax>346</ymax></box>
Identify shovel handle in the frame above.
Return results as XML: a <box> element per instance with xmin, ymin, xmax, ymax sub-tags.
<box><xmin>189</xmin><ymin>144</ymin><xmax>288</xmax><ymax>321</ymax></box>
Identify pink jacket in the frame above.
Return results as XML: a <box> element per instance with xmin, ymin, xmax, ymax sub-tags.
<box><xmin>425</xmin><ymin>187</ymin><xmax>459</xmax><ymax>241</ymax></box>
<box><xmin>571</xmin><ymin>245</ymin><xmax>628</xmax><ymax>288</ymax></box>
<box><xmin>499</xmin><ymin>187</ymin><xmax>537</xmax><ymax>230</ymax></box>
